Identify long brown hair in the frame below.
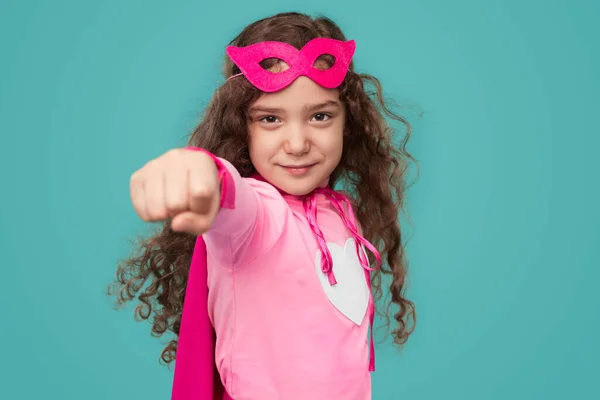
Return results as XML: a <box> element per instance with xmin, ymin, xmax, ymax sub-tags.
<box><xmin>108</xmin><ymin>11</ymin><xmax>417</xmax><ymax>365</ymax></box>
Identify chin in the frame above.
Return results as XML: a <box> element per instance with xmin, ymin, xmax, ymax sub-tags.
<box><xmin>283</xmin><ymin>186</ymin><xmax>314</xmax><ymax>196</ymax></box>
<box><xmin>272</xmin><ymin>176</ymin><xmax>322</xmax><ymax>196</ymax></box>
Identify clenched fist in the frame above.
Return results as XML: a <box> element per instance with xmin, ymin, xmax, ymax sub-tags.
<box><xmin>129</xmin><ymin>148</ymin><xmax>221</xmax><ymax>235</ymax></box>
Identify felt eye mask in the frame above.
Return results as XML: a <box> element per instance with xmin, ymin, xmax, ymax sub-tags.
<box><xmin>226</xmin><ymin>38</ymin><xmax>356</xmax><ymax>92</ymax></box>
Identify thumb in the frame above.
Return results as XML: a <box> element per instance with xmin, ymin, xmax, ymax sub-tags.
<box><xmin>172</xmin><ymin>173</ymin><xmax>221</xmax><ymax>235</ymax></box>
<box><xmin>187</xmin><ymin>156</ymin><xmax>221</xmax><ymax>215</ymax></box>
<box><xmin>170</xmin><ymin>211</ymin><xmax>214</xmax><ymax>236</ymax></box>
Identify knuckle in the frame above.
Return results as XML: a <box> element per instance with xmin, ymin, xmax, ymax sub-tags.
<box><xmin>190</xmin><ymin>149</ymin><xmax>213</xmax><ymax>166</ymax></box>
<box><xmin>165</xmin><ymin>197</ymin><xmax>186</xmax><ymax>212</ymax></box>
<box><xmin>167</xmin><ymin>148</ymin><xmax>185</xmax><ymax>160</ymax></box>
<box><xmin>130</xmin><ymin>170</ymin><xmax>143</xmax><ymax>187</ymax></box>
<box><xmin>144</xmin><ymin>158</ymin><xmax>158</xmax><ymax>169</ymax></box>
<box><xmin>138</xmin><ymin>212</ymin><xmax>152</xmax><ymax>222</ymax></box>
<box><xmin>165</xmin><ymin>148</ymin><xmax>178</xmax><ymax>158</ymax></box>
<box><xmin>145</xmin><ymin>202</ymin><xmax>167</xmax><ymax>221</ymax></box>
<box><xmin>141</xmin><ymin>160</ymin><xmax>160</xmax><ymax>177</ymax></box>
<box><xmin>147</xmin><ymin>209</ymin><xmax>167</xmax><ymax>221</ymax></box>
<box><xmin>190</xmin><ymin>183</ymin><xmax>216</xmax><ymax>199</ymax></box>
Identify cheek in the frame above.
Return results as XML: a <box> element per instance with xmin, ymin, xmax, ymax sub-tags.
<box><xmin>320</xmin><ymin>128</ymin><xmax>344</xmax><ymax>157</ymax></box>
<box><xmin>248</xmin><ymin>132</ymin><xmax>272</xmax><ymax>168</ymax></box>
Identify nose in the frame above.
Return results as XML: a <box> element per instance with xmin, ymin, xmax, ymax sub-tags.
<box><xmin>283</xmin><ymin>124</ymin><xmax>310</xmax><ymax>155</ymax></box>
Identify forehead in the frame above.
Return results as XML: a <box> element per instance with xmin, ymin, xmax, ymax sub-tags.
<box><xmin>247</xmin><ymin>55</ymin><xmax>343</xmax><ymax>108</ymax></box>
<box><xmin>250</xmin><ymin>71</ymin><xmax>341</xmax><ymax>110</ymax></box>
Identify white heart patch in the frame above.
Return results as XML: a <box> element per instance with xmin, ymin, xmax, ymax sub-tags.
<box><xmin>315</xmin><ymin>238</ymin><xmax>370</xmax><ymax>326</ymax></box>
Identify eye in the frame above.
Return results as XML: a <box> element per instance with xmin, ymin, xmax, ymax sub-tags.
<box><xmin>259</xmin><ymin>116</ymin><xmax>280</xmax><ymax>124</ymax></box>
<box><xmin>312</xmin><ymin>113</ymin><xmax>331</xmax><ymax>122</ymax></box>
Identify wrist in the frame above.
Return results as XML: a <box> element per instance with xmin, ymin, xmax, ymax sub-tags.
<box><xmin>185</xmin><ymin>147</ymin><xmax>235</xmax><ymax>209</ymax></box>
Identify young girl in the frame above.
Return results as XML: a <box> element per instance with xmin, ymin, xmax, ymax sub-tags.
<box><xmin>109</xmin><ymin>11</ymin><xmax>416</xmax><ymax>400</ymax></box>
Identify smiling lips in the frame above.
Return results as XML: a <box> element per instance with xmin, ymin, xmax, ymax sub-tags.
<box><xmin>280</xmin><ymin>163</ymin><xmax>316</xmax><ymax>175</ymax></box>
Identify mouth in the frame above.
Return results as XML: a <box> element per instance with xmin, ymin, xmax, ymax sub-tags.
<box><xmin>279</xmin><ymin>163</ymin><xmax>317</xmax><ymax>175</ymax></box>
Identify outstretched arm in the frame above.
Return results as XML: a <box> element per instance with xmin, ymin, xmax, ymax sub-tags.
<box><xmin>129</xmin><ymin>147</ymin><xmax>280</xmax><ymax>266</ymax></box>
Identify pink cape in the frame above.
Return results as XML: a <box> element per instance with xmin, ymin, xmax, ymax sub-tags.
<box><xmin>171</xmin><ymin>236</ymin><xmax>230</xmax><ymax>400</ymax></box>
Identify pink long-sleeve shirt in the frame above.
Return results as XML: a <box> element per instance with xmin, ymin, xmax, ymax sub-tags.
<box><xmin>204</xmin><ymin>156</ymin><xmax>374</xmax><ymax>400</ymax></box>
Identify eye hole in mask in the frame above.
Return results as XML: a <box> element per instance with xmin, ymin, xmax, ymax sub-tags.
<box><xmin>258</xmin><ymin>54</ymin><xmax>337</xmax><ymax>73</ymax></box>
<box><xmin>314</xmin><ymin>54</ymin><xmax>336</xmax><ymax>71</ymax></box>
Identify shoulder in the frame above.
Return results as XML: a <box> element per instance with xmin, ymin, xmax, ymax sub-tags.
<box><xmin>246</xmin><ymin>176</ymin><xmax>285</xmax><ymax>200</ymax></box>
<box><xmin>244</xmin><ymin>176</ymin><xmax>290</xmax><ymax>231</ymax></box>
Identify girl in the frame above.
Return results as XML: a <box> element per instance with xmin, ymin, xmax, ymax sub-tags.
<box><xmin>109</xmin><ymin>11</ymin><xmax>416</xmax><ymax>400</ymax></box>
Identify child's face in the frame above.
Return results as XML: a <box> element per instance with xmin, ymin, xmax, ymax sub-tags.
<box><xmin>248</xmin><ymin>72</ymin><xmax>345</xmax><ymax>195</ymax></box>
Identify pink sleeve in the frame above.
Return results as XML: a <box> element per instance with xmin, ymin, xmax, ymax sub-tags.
<box><xmin>185</xmin><ymin>147</ymin><xmax>266</xmax><ymax>265</ymax></box>
<box><xmin>185</xmin><ymin>147</ymin><xmax>237</xmax><ymax>211</ymax></box>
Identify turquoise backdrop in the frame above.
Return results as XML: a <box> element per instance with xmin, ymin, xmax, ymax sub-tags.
<box><xmin>1</xmin><ymin>0</ymin><xmax>598</xmax><ymax>399</ymax></box>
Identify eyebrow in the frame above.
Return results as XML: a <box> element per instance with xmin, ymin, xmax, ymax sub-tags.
<box><xmin>249</xmin><ymin>100</ymin><xmax>341</xmax><ymax>114</ymax></box>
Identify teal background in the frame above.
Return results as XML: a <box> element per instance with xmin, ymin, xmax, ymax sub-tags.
<box><xmin>1</xmin><ymin>0</ymin><xmax>598</xmax><ymax>399</ymax></box>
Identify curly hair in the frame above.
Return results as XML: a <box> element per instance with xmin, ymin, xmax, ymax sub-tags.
<box><xmin>108</xmin><ymin>11</ymin><xmax>417</xmax><ymax>365</ymax></box>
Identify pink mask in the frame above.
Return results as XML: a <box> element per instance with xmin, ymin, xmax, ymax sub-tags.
<box><xmin>225</xmin><ymin>38</ymin><xmax>356</xmax><ymax>92</ymax></box>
